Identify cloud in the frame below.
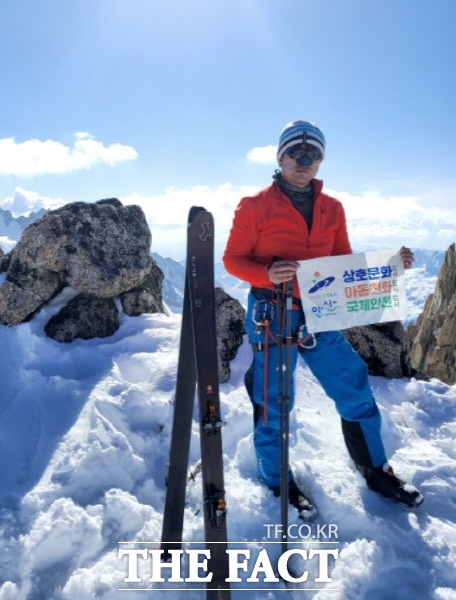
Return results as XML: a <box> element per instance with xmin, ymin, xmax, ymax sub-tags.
<box><xmin>122</xmin><ymin>184</ymin><xmax>455</xmax><ymax>260</ymax></box>
<box><xmin>2</xmin><ymin>183</ymin><xmax>453</xmax><ymax>261</ymax></box>
<box><xmin>121</xmin><ymin>183</ymin><xmax>258</xmax><ymax>260</ymax></box>
<box><xmin>0</xmin><ymin>187</ymin><xmax>66</xmax><ymax>217</ymax></box>
<box><xmin>329</xmin><ymin>188</ymin><xmax>456</xmax><ymax>252</ymax></box>
<box><xmin>246</xmin><ymin>145</ymin><xmax>276</xmax><ymax>164</ymax></box>
<box><xmin>0</xmin><ymin>133</ymin><xmax>138</xmax><ymax>177</ymax></box>
<box><xmin>121</xmin><ymin>183</ymin><xmax>456</xmax><ymax>260</ymax></box>
<box><xmin>382</xmin><ymin>177</ymin><xmax>456</xmax><ymax>212</ymax></box>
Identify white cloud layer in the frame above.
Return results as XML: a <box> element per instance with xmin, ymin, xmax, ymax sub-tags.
<box><xmin>329</xmin><ymin>188</ymin><xmax>456</xmax><ymax>252</ymax></box>
<box><xmin>0</xmin><ymin>133</ymin><xmax>138</xmax><ymax>177</ymax></box>
<box><xmin>1</xmin><ymin>184</ymin><xmax>454</xmax><ymax>261</ymax></box>
<box><xmin>246</xmin><ymin>145</ymin><xmax>277</xmax><ymax>164</ymax></box>
<box><xmin>122</xmin><ymin>185</ymin><xmax>455</xmax><ymax>260</ymax></box>
<box><xmin>121</xmin><ymin>183</ymin><xmax>258</xmax><ymax>260</ymax></box>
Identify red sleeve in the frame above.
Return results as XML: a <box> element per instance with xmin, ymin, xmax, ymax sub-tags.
<box><xmin>222</xmin><ymin>198</ymin><xmax>271</xmax><ymax>287</ymax></box>
<box><xmin>331</xmin><ymin>202</ymin><xmax>352</xmax><ymax>256</ymax></box>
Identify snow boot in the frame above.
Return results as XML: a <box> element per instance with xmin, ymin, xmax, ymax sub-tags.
<box><xmin>357</xmin><ymin>462</ymin><xmax>424</xmax><ymax>508</ymax></box>
<box><xmin>269</xmin><ymin>480</ymin><xmax>316</xmax><ymax>518</ymax></box>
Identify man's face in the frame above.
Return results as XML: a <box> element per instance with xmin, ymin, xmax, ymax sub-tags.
<box><xmin>278</xmin><ymin>144</ymin><xmax>322</xmax><ymax>188</ymax></box>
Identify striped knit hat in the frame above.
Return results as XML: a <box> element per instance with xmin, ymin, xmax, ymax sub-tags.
<box><xmin>277</xmin><ymin>120</ymin><xmax>325</xmax><ymax>161</ymax></box>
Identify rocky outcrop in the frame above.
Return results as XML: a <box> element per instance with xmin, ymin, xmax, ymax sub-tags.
<box><xmin>45</xmin><ymin>295</ymin><xmax>120</xmax><ymax>342</ymax></box>
<box><xmin>0</xmin><ymin>199</ymin><xmax>164</xmax><ymax>340</ymax></box>
<box><xmin>0</xmin><ymin>246</ymin><xmax>7</xmax><ymax>272</ymax></box>
<box><xmin>407</xmin><ymin>244</ymin><xmax>456</xmax><ymax>384</ymax></box>
<box><xmin>120</xmin><ymin>261</ymin><xmax>164</xmax><ymax>317</ymax></box>
<box><xmin>215</xmin><ymin>287</ymin><xmax>246</xmax><ymax>383</ymax></box>
<box><xmin>343</xmin><ymin>321</ymin><xmax>411</xmax><ymax>379</ymax></box>
<box><xmin>0</xmin><ymin>266</ymin><xmax>63</xmax><ymax>325</ymax></box>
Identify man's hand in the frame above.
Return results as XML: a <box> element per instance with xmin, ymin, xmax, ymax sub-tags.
<box><xmin>268</xmin><ymin>260</ymin><xmax>300</xmax><ymax>284</ymax></box>
<box><xmin>399</xmin><ymin>246</ymin><xmax>414</xmax><ymax>269</ymax></box>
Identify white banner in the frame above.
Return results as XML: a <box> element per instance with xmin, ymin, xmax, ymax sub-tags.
<box><xmin>296</xmin><ymin>249</ymin><xmax>407</xmax><ymax>333</ymax></box>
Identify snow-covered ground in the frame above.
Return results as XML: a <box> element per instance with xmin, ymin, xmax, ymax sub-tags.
<box><xmin>0</xmin><ymin>290</ymin><xmax>455</xmax><ymax>600</ymax></box>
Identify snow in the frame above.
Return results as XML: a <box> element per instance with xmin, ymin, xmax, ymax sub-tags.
<box><xmin>0</xmin><ymin>291</ymin><xmax>455</xmax><ymax>600</ymax></box>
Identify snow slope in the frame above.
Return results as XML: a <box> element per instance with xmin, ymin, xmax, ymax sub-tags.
<box><xmin>0</xmin><ymin>293</ymin><xmax>455</xmax><ymax>600</ymax></box>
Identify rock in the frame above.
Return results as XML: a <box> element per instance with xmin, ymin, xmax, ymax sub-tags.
<box><xmin>120</xmin><ymin>257</ymin><xmax>164</xmax><ymax>316</ymax></box>
<box><xmin>424</xmin><ymin>295</ymin><xmax>456</xmax><ymax>383</ymax></box>
<box><xmin>407</xmin><ymin>244</ymin><xmax>456</xmax><ymax>384</ymax></box>
<box><xmin>215</xmin><ymin>287</ymin><xmax>246</xmax><ymax>383</ymax></box>
<box><xmin>45</xmin><ymin>295</ymin><xmax>120</xmax><ymax>342</ymax></box>
<box><xmin>0</xmin><ymin>247</ymin><xmax>6</xmax><ymax>272</ymax></box>
<box><xmin>0</xmin><ymin>253</ymin><xmax>10</xmax><ymax>273</ymax></box>
<box><xmin>343</xmin><ymin>321</ymin><xmax>411</xmax><ymax>378</ymax></box>
<box><xmin>0</xmin><ymin>198</ymin><xmax>154</xmax><ymax>325</ymax></box>
<box><xmin>0</xmin><ymin>267</ymin><xmax>64</xmax><ymax>324</ymax></box>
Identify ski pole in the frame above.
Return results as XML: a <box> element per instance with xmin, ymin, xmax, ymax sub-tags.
<box><xmin>284</xmin><ymin>279</ymin><xmax>294</xmax><ymax>555</ymax></box>
<box><xmin>274</xmin><ymin>280</ymin><xmax>287</xmax><ymax>556</ymax></box>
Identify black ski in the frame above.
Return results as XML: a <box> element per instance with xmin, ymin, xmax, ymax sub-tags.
<box><xmin>160</xmin><ymin>268</ymin><xmax>196</xmax><ymax>556</ymax></box>
<box><xmin>161</xmin><ymin>207</ymin><xmax>230</xmax><ymax>600</ymax></box>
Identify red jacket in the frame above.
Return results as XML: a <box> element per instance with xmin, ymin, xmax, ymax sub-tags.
<box><xmin>223</xmin><ymin>179</ymin><xmax>352</xmax><ymax>296</ymax></box>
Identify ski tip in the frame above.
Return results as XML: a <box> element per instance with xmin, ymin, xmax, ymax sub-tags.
<box><xmin>188</xmin><ymin>206</ymin><xmax>208</xmax><ymax>222</ymax></box>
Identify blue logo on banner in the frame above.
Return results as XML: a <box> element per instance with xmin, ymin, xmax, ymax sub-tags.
<box><xmin>308</xmin><ymin>276</ymin><xmax>335</xmax><ymax>294</ymax></box>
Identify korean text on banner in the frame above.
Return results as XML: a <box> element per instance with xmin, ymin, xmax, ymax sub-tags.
<box><xmin>296</xmin><ymin>249</ymin><xmax>407</xmax><ymax>334</ymax></box>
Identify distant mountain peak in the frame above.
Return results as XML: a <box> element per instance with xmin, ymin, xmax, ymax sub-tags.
<box><xmin>0</xmin><ymin>206</ymin><xmax>48</xmax><ymax>248</ymax></box>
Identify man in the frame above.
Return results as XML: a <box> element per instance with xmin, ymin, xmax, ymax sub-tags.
<box><xmin>223</xmin><ymin>119</ymin><xmax>423</xmax><ymax>513</ymax></box>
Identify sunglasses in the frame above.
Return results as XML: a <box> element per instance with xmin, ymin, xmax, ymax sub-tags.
<box><xmin>286</xmin><ymin>145</ymin><xmax>322</xmax><ymax>162</ymax></box>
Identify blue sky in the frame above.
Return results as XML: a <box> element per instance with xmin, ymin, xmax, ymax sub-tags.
<box><xmin>1</xmin><ymin>0</ymin><xmax>455</xmax><ymax>258</ymax></box>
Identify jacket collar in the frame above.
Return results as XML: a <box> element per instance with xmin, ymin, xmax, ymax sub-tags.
<box><xmin>268</xmin><ymin>178</ymin><xmax>323</xmax><ymax>204</ymax></box>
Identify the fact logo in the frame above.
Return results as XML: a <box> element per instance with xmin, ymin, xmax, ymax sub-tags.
<box><xmin>118</xmin><ymin>524</ymin><xmax>339</xmax><ymax>590</ymax></box>
<box><xmin>118</xmin><ymin>547</ymin><xmax>338</xmax><ymax>586</ymax></box>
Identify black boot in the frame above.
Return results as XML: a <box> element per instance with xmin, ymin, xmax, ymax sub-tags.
<box><xmin>357</xmin><ymin>462</ymin><xmax>424</xmax><ymax>508</ymax></box>
<box><xmin>269</xmin><ymin>480</ymin><xmax>316</xmax><ymax>518</ymax></box>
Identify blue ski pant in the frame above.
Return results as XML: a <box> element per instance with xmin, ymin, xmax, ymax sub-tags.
<box><xmin>244</xmin><ymin>291</ymin><xmax>387</xmax><ymax>488</ymax></box>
